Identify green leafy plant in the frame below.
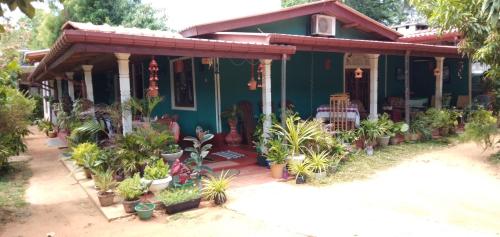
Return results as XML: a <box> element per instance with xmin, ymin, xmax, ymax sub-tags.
<box><xmin>157</xmin><ymin>186</ymin><xmax>201</xmax><ymax>206</ymax></box>
<box><xmin>116</xmin><ymin>173</ymin><xmax>145</xmax><ymax>201</ymax></box>
<box><xmin>337</xmin><ymin>129</ymin><xmax>360</xmax><ymax>144</ymax></box>
<box><xmin>202</xmin><ymin>170</ymin><xmax>233</xmax><ymax>205</ymax></box>
<box><xmin>125</xmin><ymin>96</ymin><xmax>163</xmax><ymax>124</ymax></box>
<box><xmin>265</xmin><ymin>138</ymin><xmax>288</xmax><ymax>165</ymax></box>
<box><xmin>270</xmin><ymin>115</ymin><xmax>322</xmax><ymax>156</ymax></box>
<box><xmin>376</xmin><ymin>113</ymin><xmax>393</xmax><ymax>136</ymax></box>
<box><xmin>288</xmin><ymin>160</ymin><xmax>312</xmax><ymax>180</ymax></box>
<box><xmin>306</xmin><ymin>150</ymin><xmax>330</xmax><ymax>173</ymax></box>
<box><xmin>71</xmin><ymin>142</ymin><xmax>100</xmax><ymax>167</ymax></box>
<box><xmin>144</xmin><ymin>159</ymin><xmax>170</xmax><ymax>180</ymax></box>
<box><xmin>462</xmin><ymin>109</ymin><xmax>498</xmax><ymax>150</ymax></box>
<box><xmin>184</xmin><ymin>133</ymin><xmax>214</xmax><ymax>180</ymax></box>
<box><xmin>388</xmin><ymin>122</ymin><xmax>409</xmax><ymax>137</ymax></box>
<box><xmin>221</xmin><ymin>104</ymin><xmax>241</xmax><ymax>121</ymax></box>
<box><xmin>253</xmin><ymin>113</ymin><xmax>278</xmax><ymax>155</ymax></box>
<box><xmin>358</xmin><ymin>119</ymin><xmax>384</xmax><ymax>146</ymax></box>
<box><xmin>94</xmin><ymin>170</ymin><xmax>117</xmax><ymax>194</ymax></box>
<box><xmin>164</xmin><ymin>144</ymin><xmax>181</xmax><ymax>154</ymax></box>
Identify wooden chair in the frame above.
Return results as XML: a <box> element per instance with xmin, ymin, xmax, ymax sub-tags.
<box><xmin>456</xmin><ymin>95</ymin><xmax>469</xmax><ymax>109</ymax></box>
<box><xmin>328</xmin><ymin>94</ymin><xmax>354</xmax><ymax>133</ymax></box>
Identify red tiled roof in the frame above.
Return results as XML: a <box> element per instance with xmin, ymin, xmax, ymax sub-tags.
<box><xmin>180</xmin><ymin>0</ymin><xmax>402</xmax><ymax>41</ymax></box>
<box><xmin>24</xmin><ymin>49</ymin><xmax>50</xmax><ymax>63</ymax></box>
<box><xmin>398</xmin><ymin>29</ymin><xmax>460</xmax><ymax>43</ymax></box>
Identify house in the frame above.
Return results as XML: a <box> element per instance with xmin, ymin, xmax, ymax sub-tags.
<box><xmin>26</xmin><ymin>0</ymin><xmax>471</xmax><ymax>143</ymax></box>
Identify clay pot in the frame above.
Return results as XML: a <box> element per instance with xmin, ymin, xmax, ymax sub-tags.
<box><xmin>83</xmin><ymin>168</ymin><xmax>92</xmax><ymax>179</ymax></box>
<box><xmin>97</xmin><ymin>192</ymin><xmax>115</xmax><ymax>207</ymax></box>
<box><xmin>122</xmin><ymin>199</ymin><xmax>140</xmax><ymax>213</ymax></box>
<box><xmin>389</xmin><ymin>136</ymin><xmax>399</xmax><ymax>145</ymax></box>
<box><xmin>47</xmin><ymin>130</ymin><xmax>57</xmax><ymax>138</ymax></box>
<box><xmin>270</xmin><ymin>163</ymin><xmax>285</xmax><ymax>179</ymax></box>
<box><xmin>376</xmin><ymin>136</ymin><xmax>390</xmax><ymax>147</ymax></box>
<box><xmin>439</xmin><ymin>127</ymin><xmax>450</xmax><ymax>136</ymax></box>
<box><xmin>224</xmin><ymin>119</ymin><xmax>242</xmax><ymax>146</ymax></box>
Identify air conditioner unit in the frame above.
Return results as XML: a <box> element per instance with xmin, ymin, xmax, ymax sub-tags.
<box><xmin>311</xmin><ymin>14</ymin><xmax>335</xmax><ymax>36</ymax></box>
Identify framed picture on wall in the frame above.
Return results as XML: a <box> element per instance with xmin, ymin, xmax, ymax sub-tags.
<box><xmin>443</xmin><ymin>65</ymin><xmax>451</xmax><ymax>83</ymax></box>
<box><xmin>169</xmin><ymin>57</ymin><xmax>197</xmax><ymax>111</ymax></box>
<box><xmin>395</xmin><ymin>67</ymin><xmax>404</xmax><ymax>81</ymax></box>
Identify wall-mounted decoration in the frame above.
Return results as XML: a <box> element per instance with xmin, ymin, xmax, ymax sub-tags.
<box><xmin>354</xmin><ymin>67</ymin><xmax>363</xmax><ymax>79</ymax></box>
<box><xmin>170</xmin><ymin>57</ymin><xmax>196</xmax><ymax>111</ymax></box>
<box><xmin>247</xmin><ymin>62</ymin><xmax>257</xmax><ymax>90</ymax></box>
<box><xmin>147</xmin><ymin>57</ymin><xmax>159</xmax><ymax>97</ymax></box>
<box><xmin>395</xmin><ymin>67</ymin><xmax>404</xmax><ymax>81</ymax></box>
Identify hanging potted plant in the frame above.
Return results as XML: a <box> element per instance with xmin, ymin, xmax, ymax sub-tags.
<box><xmin>142</xmin><ymin>159</ymin><xmax>172</xmax><ymax>193</ymax></box>
<box><xmin>157</xmin><ymin>185</ymin><xmax>201</xmax><ymax>214</ymax></box>
<box><xmin>270</xmin><ymin>115</ymin><xmax>321</xmax><ymax>162</ymax></box>
<box><xmin>288</xmin><ymin>159</ymin><xmax>311</xmax><ymax>184</ymax></box>
<box><xmin>306</xmin><ymin>150</ymin><xmax>330</xmax><ymax>180</ymax></box>
<box><xmin>117</xmin><ymin>173</ymin><xmax>146</xmax><ymax>213</ymax></box>
<box><xmin>221</xmin><ymin>105</ymin><xmax>242</xmax><ymax>146</ymax></box>
<box><xmin>358</xmin><ymin>119</ymin><xmax>383</xmax><ymax>156</ymax></box>
<box><xmin>93</xmin><ymin>170</ymin><xmax>117</xmax><ymax>207</ymax></box>
<box><xmin>161</xmin><ymin>144</ymin><xmax>183</xmax><ymax>163</ymax></box>
<box><xmin>202</xmin><ymin>170</ymin><xmax>233</xmax><ymax>205</ymax></box>
<box><xmin>265</xmin><ymin>138</ymin><xmax>288</xmax><ymax>179</ymax></box>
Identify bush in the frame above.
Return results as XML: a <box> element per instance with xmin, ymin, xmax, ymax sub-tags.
<box><xmin>462</xmin><ymin>109</ymin><xmax>497</xmax><ymax>150</ymax></box>
<box><xmin>71</xmin><ymin>142</ymin><xmax>100</xmax><ymax>167</ymax></box>
<box><xmin>144</xmin><ymin>159</ymin><xmax>170</xmax><ymax>180</ymax></box>
<box><xmin>116</xmin><ymin>173</ymin><xmax>145</xmax><ymax>201</ymax></box>
<box><xmin>157</xmin><ymin>186</ymin><xmax>201</xmax><ymax>206</ymax></box>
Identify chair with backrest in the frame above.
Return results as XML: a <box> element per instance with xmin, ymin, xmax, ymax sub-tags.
<box><xmin>327</xmin><ymin>93</ymin><xmax>354</xmax><ymax>133</ymax></box>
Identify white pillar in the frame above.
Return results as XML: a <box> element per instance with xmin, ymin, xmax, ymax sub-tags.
<box><xmin>82</xmin><ymin>65</ymin><xmax>94</xmax><ymax>103</ymax></box>
<box><xmin>56</xmin><ymin>77</ymin><xmax>63</xmax><ymax>101</ymax></box>
<box><xmin>261</xmin><ymin>59</ymin><xmax>272</xmax><ymax>140</ymax></box>
<box><xmin>368</xmin><ymin>54</ymin><xmax>380</xmax><ymax>120</ymax></box>
<box><xmin>115</xmin><ymin>53</ymin><xmax>132</xmax><ymax>135</ymax></box>
<box><xmin>50</xmin><ymin>80</ymin><xmax>56</xmax><ymax>122</ymax></box>
<box><xmin>42</xmin><ymin>81</ymin><xmax>50</xmax><ymax>120</ymax></box>
<box><xmin>66</xmin><ymin>72</ymin><xmax>75</xmax><ymax>101</ymax></box>
<box><xmin>435</xmin><ymin>57</ymin><xmax>444</xmax><ymax>109</ymax></box>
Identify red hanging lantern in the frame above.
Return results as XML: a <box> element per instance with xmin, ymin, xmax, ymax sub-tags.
<box><xmin>147</xmin><ymin>56</ymin><xmax>159</xmax><ymax>97</ymax></box>
<box><xmin>247</xmin><ymin>62</ymin><xmax>257</xmax><ymax>90</ymax></box>
<box><xmin>257</xmin><ymin>63</ymin><xmax>264</xmax><ymax>88</ymax></box>
<box><xmin>354</xmin><ymin>67</ymin><xmax>363</xmax><ymax>79</ymax></box>
<box><xmin>174</xmin><ymin>60</ymin><xmax>184</xmax><ymax>73</ymax></box>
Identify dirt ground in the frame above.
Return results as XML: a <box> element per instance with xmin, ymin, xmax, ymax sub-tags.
<box><xmin>1</xmin><ymin>129</ymin><xmax>499</xmax><ymax>237</ymax></box>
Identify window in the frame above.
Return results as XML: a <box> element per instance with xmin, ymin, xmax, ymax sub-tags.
<box><xmin>170</xmin><ymin>57</ymin><xmax>197</xmax><ymax>111</ymax></box>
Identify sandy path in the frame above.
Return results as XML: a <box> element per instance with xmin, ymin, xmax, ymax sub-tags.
<box><xmin>2</xmin><ymin>129</ymin><xmax>500</xmax><ymax>236</ymax></box>
<box><xmin>228</xmin><ymin>142</ymin><xmax>500</xmax><ymax>236</ymax></box>
<box><xmin>0</xmin><ymin>129</ymin><xmax>300</xmax><ymax>237</ymax></box>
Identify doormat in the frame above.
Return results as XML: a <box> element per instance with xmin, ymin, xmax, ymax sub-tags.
<box><xmin>212</xmin><ymin>150</ymin><xmax>245</xmax><ymax>160</ymax></box>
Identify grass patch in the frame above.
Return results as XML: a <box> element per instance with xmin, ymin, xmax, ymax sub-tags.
<box><xmin>0</xmin><ymin>161</ymin><xmax>32</xmax><ymax>225</ymax></box>
<box><xmin>488</xmin><ymin>152</ymin><xmax>500</xmax><ymax>165</ymax></box>
<box><xmin>313</xmin><ymin>138</ymin><xmax>455</xmax><ymax>185</ymax></box>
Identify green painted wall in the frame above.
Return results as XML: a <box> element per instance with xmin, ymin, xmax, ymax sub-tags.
<box><xmin>234</xmin><ymin>15</ymin><xmax>380</xmax><ymax>40</ymax></box>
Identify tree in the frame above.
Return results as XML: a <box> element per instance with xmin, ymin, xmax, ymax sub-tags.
<box><xmin>28</xmin><ymin>0</ymin><xmax>168</xmax><ymax>49</ymax></box>
<box><xmin>411</xmin><ymin>0</ymin><xmax>499</xmax><ymax>108</ymax></box>
<box><xmin>281</xmin><ymin>0</ymin><xmax>408</xmax><ymax>25</ymax></box>
<box><xmin>0</xmin><ymin>0</ymin><xmax>39</xmax><ymax>32</ymax></box>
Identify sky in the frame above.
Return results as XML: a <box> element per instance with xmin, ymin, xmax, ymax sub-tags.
<box><xmin>3</xmin><ymin>0</ymin><xmax>281</xmax><ymax>31</ymax></box>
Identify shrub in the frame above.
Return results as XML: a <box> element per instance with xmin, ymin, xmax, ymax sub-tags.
<box><xmin>144</xmin><ymin>159</ymin><xmax>170</xmax><ymax>180</ymax></box>
<box><xmin>94</xmin><ymin>170</ymin><xmax>117</xmax><ymax>194</ymax></box>
<box><xmin>270</xmin><ymin>115</ymin><xmax>322</xmax><ymax>156</ymax></box>
<box><xmin>306</xmin><ymin>150</ymin><xmax>330</xmax><ymax>173</ymax></box>
<box><xmin>202</xmin><ymin>170</ymin><xmax>233</xmax><ymax>205</ymax></box>
<box><xmin>462</xmin><ymin>109</ymin><xmax>497</xmax><ymax>150</ymax></box>
<box><xmin>116</xmin><ymin>173</ymin><xmax>145</xmax><ymax>201</ymax></box>
<box><xmin>71</xmin><ymin>142</ymin><xmax>100</xmax><ymax>167</ymax></box>
<box><xmin>157</xmin><ymin>186</ymin><xmax>201</xmax><ymax>206</ymax></box>
<box><xmin>265</xmin><ymin>138</ymin><xmax>288</xmax><ymax>165</ymax></box>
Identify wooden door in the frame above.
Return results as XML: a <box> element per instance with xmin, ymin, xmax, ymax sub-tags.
<box><xmin>345</xmin><ymin>69</ymin><xmax>370</xmax><ymax>110</ymax></box>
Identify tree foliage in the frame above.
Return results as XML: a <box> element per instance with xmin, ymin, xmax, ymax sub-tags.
<box><xmin>0</xmin><ymin>0</ymin><xmax>40</xmax><ymax>32</ymax></box>
<box><xmin>281</xmin><ymin>0</ymin><xmax>407</xmax><ymax>25</ymax></box>
<box><xmin>28</xmin><ymin>0</ymin><xmax>168</xmax><ymax>49</ymax></box>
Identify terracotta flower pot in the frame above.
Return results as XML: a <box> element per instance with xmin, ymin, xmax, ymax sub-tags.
<box><xmin>377</xmin><ymin>136</ymin><xmax>390</xmax><ymax>147</ymax></box>
<box><xmin>270</xmin><ymin>163</ymin><xmax>285</xmax><ymax>179</ymax></box>
<box><xmin>97</xmin><ymin>192</ymin><xmax>115</xmax><ymax>207</ymax></box>
<box><xmin>122</xmin><ymin>199</ymin><xmax>140</xmax><ymax>213</ymax></box>
<box><xmin>389</xmin><ymin>136</ymin><xmax>399</xmax><ymax>145</ymax></box>
<box><xmin>83</xmin><ymin>168</ymin><xmax>92</xmax><ymax>179</ymax></box>
<box><xmin>225</xmin><ymin>119</ymin><xmax>242</xmax><ymax>146</ymax></box>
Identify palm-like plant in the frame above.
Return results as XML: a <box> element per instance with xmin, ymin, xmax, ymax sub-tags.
<box><xmin>125</xmin><ymin>97</ymin><xmax>163</xmax><ymax>123</ymax></box>
<box><xmin>288</xmin><ymin>160</ymin><xmax>312</xmax><ymax>181</ymax></box>
<box><xmin>265</xmin><ymin>138</ymin><xmax>288</xmax><ymax>165</ymax></box>
<box><xmin>358</xmin><ymin>119</ymin><xmax>383</xmax><ymax>146</ymax></box>
<box><xmin>306</xmin><ymin>150</ymin><xmax>330</xmax><ymax>174</ymax></box>
<box><xmin>270</xmin><ymin>115</ymin><xmax>322</xmax><ymax>156</ymax></box>
<box><xmin>202</xmin><ymin>170</ymin><xmax>233</xmax><ymax>205</ymax></box>
<box><xmin>94</xmin><ymin>169</ymin><xmax>117</xmax><ymax>194</ymax></box>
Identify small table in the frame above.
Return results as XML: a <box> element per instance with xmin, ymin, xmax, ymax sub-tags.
<box><xmin>315</xmin><ymin>104</ymin><xmax>361</xmax><ymax>127</ymax></box>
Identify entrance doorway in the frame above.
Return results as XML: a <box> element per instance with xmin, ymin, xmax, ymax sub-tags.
<box><xmin>345</xmin><ymin>68</ymin><xmax>370</xmax><ymax>110</ymax></box>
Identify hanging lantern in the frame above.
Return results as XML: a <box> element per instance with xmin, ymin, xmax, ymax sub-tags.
<box><xmin>434</xmin><ymin>68</ymin><xmax>440</xmax><ymax>77</ymax></box>
<box><xmin>174</xmin><ymin>60</ymin><xmax>184</xmax><ymax>73</ymax></box>
<box><xmin>147</xmin><ymin>56</ymin><xmax>159</xmax><ymax>97</ymax></box>
<box><xmin>257</xmin><ymin>63</ymin><xmax>264</xmax><ymax>88</ymax></box>
<box><xmin>354</xmin><ymin>67</ymin><xmax>363</xmax><ymax>79</ymax></box>
<box><xmin>248</xmin><ymin>62</ymin><xmax>257</xmax><ymax>90</ymax></box>
<box><xmin>324</xmin><ymin>58</ymin><xmax>332</xmax><ymax>70</ymax></box>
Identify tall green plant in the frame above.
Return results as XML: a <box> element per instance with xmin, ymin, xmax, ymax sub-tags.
<box><xmin>270</xmin><ymin>115</ymin><xmax>321</xmax><ymax>156</ymax></box>
<box><xmin>462</xmin><ymin>109</ymin><xmax>498</xmax><ymax>150</ymax></box>
<box><xmin>184</xmin><ymin>133</ymin><xmax>214</xmax><ymax>185</ymax></box>
<box><xmin>125</xmin><ymin>97</ymin><xmax>163</xmax><ymax>124</ymax></box>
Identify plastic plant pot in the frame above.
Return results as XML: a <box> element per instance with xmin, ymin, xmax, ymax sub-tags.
<box><xmin>135</xmin><ymin>203</ymin><xmax>156</xmax><ymax>220</ymax></box>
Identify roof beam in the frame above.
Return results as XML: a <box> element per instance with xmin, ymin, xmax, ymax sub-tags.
<box><xmin>342</xmin><ymin>22</ymin><xmax>358</xmax><ymax>28</ymax></box>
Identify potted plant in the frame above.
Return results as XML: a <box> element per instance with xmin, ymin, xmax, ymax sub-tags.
<box><xmin>388</xmin><ymin>122</ymin><xmax>409</xmax><ymax>145</ymax></box>
<box><xmin>201</xmin><ymin>170</ymin><xmax>233</xmax><ymax>205</ymax></box>
<box><xmin>288</xmin><ymin>159</ymin><xmax>311</xmax><ymax>184</ymax></box>
<box><xmin>358</xmin><ymin>119</ymin><xmax>383</xmax><ymax>155</ymax></box>
<box><xmin>183</xmin><ymin>133</ymin><xmax>214</xmax><ymax>187</ymax></box>
<box><xmin>337</xmin><ymin>129</ymin><xmax>359</xmax><ymax>149</ymax></box>
<box><xmin>376</xmin><ymin>113</ymin><xmax>392</xmax><ymax>147</ymax></box>
<box><xmin>93</xmin><ymin>170</ymin><xmax>117</xmax><ymax>207</ymax></box>
<box><xmin>161</xmin><ymin>144</ymin><xmax>183</xmax><ymax>163</ymax></box>
<box><xmin>221</xmin><ymin>105</ymin><xmax>242</xmax><ymax>146</ymax></box>
<box><xmin>157</xmin><ymin>186</ymin><xmax>201</xmax><ymax>214</ymax></box>
<box><xmin>265</xmin><ymin>138</ymin><xmax>288</xmax><ymax>179</ymax></box>
<box><xmin>143</xmin><ymin>159</ymin><xmax>172</xmax><ymax>193</ymax></box>
<box><xmin>270</xmin><ymin>115</ymin><xmax>321</xmax><ymax>162</ymax></box>
<box><xmin>134</xmin><ymin>203</ymin><xmax>156</xmax><ymax>220</ymax></box>
<box><xmin>71</xmin><ymin>142</ymin><xmax>100</xmax><ymax>179</ymax></box>
<box><xmin>306</xmin><ymin>150</ymin><xmax>330</xmax><ymax>180</ymax></box>
<box><xmin>117</xmin><ymin>173</ymin><xmax>145</xmax><ymax>213</ymax></box>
